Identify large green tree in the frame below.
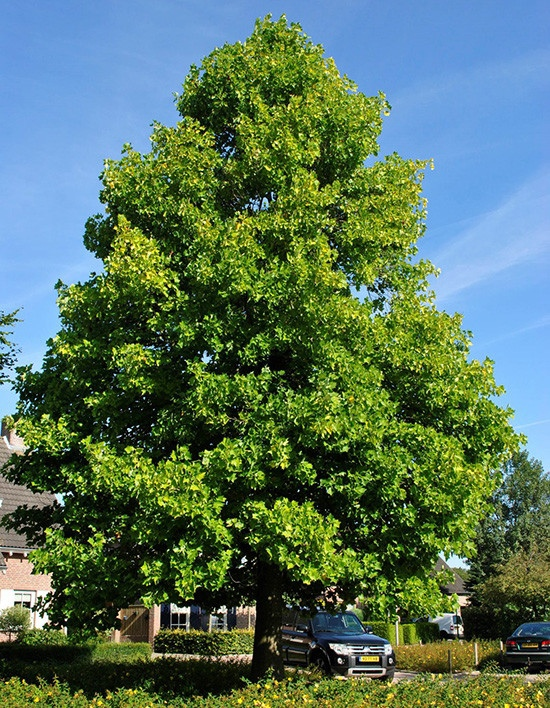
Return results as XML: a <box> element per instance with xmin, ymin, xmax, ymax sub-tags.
<box><xmin>464</xmin><ymin>450</ymin><xmax>549</xmax><ymax>636</ymax></box>
<box><xmin>468</xmin><ymin>450</ymin><xmax>550</xmax><ymax>588</ymax></box>
<box><xmin>7</xmin><ymin>17</ymin><xmax>518</xmax><ymax>679</ymax></box>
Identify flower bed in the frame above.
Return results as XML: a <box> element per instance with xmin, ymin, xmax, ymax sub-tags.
<box><xmin>395</xmin><ymin>639</ymin><xmax>502</xmax><ymax>673</ymax></box>
<box><xmin>0</xmin><ymin>674</ymin><xmax>548</xmax><ymax>707</ymax></box>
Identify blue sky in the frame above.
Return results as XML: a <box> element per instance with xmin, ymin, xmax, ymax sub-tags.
<box><xmin>1</xmin><ymin>1</ymin><xmax>549</xmax><ymax>474</ymax></box>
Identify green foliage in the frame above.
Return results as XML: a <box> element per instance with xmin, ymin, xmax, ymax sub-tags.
<box><xmin>461</xmin><ymin>605</ymin><xmax>512</xmax><ymax>641</ymax></box>
<box><xmin>478</xmin><ymin>544</ymin><xmax>550</xmax><ymax>625</ymax></box>
<box><xmin>395</xmin><ymin>640</ymin><xmax>501</xmax><ymax>673</ymax></box>
<box><xmin>366</xmin><ymin>621</ymin><xmax>438</xmax><ymax>645</ymax></box>
<box><xmin>0</xmin><ymin>605</ymin><xmax>31</xmax><ymax>640</ymax></box>
<box><xmin>469</xmin><ymin>450</ymin><xmax>550</xmax><ymax>587</ymax></box>
<box><xmin>0</xmin><ymin>672</ymin><xmax>549</xmax><ymax>708</ymax></box>
<box><xmin>154</xmin><ymin>628</ymin><xmax>253</xmax><ymax>655</ymax></box>
<box><xmin>0</xmin><ymin>649</ymin><xmax>250</xmax><ymax>700</ymax></box>
<box><xmin>0</xmin><ymin>309</ymin><xmax>19</xmax><ymax>385</ymax></box>
<box><xmin>0</xmin><ymin>641</ymin><xmax>92</xmax><ymax>663</ymax></box>
<box><xmin>467</xmin><ymin>449</ymin><xmax>550</xmax><ymax>637</ymax></box>
<box><xmin>402</xmin><ymin>621</ymin><xmax>440</xmax><ymax>644</ymax></box>
<box><xmin>91</xmin><ymin>641</ymin><xmax>152</xmax><ymax>662</ymax></box>
<box><xmin>18</xmin><ymin>628</ymin><xmax>69</xmax><ymax>646</ymax></box>
<box><xmin>449</xmin><ymin>566</ymin><xmax>469</xmax><ymax>583</ymax></box>
<box><xmin>366</xmin><ymin>621</ymin><xmax>396</xmax><ymax>642</ymax></box>
<box><xmin>6</xmin><ymin>15</ymin><xmax>519</xmax><ymax>678</ymax></box>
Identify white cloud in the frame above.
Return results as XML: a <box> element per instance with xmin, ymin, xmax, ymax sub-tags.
<box><xmin>516</xmin><ymin>419</ymin><xmax>550</xmax><ymax>431</ymax></box>
<box><xmin>481</xmin><ymin>314</ymin><xmax>550</xmax><ymax>347</ymax></box>
<box><xmin>430</xmin><ymin>170</ymin><xmax>550</xmax><ymax>302</ymax></box>
<box><xmin>392</xmin><ymin>47</ymin><xmax>550</xmax><ymax>112</ymax></box>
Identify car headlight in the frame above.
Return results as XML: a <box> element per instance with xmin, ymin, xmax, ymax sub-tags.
<box><xmin>328</xmin><ymin>643</ymin><xmax>352</xmax><ymax>655</ymax></box>
<box><xmin>383</xmin><ymin>644</ymin><xmax>393</xmax><ymax>655</ymax></box>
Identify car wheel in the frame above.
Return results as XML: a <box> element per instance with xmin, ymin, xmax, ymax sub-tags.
<box><xmin>310</xmin><ymin>653</ymin><xmax>331</xmax><ymax>676</ymax></box>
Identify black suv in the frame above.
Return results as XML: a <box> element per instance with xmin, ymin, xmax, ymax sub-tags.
<box><xmin>282</xmin><ymin>610</ymin><xmax>396</xmax><ymax>679</ymax></box>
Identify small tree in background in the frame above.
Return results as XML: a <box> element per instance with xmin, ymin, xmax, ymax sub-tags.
<box><xmin>7</xmin><ymin>16</ymin><xmax>518</xmax><ymax>679</ymax></box>
<box><xmin>0</xmin><ymin>605</ymin><xmax>31</xmax><ymax>642</ymax></box>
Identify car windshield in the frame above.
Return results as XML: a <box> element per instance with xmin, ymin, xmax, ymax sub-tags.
<box><xmin>513</xmin><ymin>622</ymin><xmax>550</xmax><ymax>637</ymax></box>
<box><xmin>311</xmin><ymin>612</ymin><xmax>365</xmax><ymax>634</ymax></box>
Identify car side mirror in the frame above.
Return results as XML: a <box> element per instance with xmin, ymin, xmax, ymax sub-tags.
<box><xmin>363</xmin><ymin>624</ymin><xmax>374</xmax><ymax>633</ymax></box>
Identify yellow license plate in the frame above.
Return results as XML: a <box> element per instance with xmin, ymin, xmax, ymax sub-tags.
<box><xmin>359</xmin><ymin>656</ymin><xmax>380</xmax><ymax>663</ymax></box>
<box><xmin>521</xmin><ymin>643</ymin><xmax>538</xmax><ymax>649</ymax></box>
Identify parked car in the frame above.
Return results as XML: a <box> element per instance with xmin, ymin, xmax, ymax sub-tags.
<box><xmin>412</xmin><ymin>613</ymin><xmax>464</xmax><ymax>639</ymax></box>
<box><xmin>282</xmin><ymin>609</ymin><xmax>395</xmax><ymax>679</ymax></box>
<box><xmin>431</xmin><ymin>613</ymin><xmax>464</xmax><ymax>640</ymax></box>
<box><xmin>505</xmin><ymin>621</ymin><xmax>550</xmax><ymax>671</ymax></box>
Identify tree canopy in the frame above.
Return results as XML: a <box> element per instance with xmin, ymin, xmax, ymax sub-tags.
<box><xmin>7</xmin><ymin>17</ymin><xmax>519</xmax><ymax>678</ymax></box>
<box><xmin>464</xmin><ymin>450</ymin><xmax>550</xmax><ymax>634</ymax></box>
<box><xmin>468</xmin><ymin>450</ymin><xmax>550</xmax><ymax>587</ymax></box>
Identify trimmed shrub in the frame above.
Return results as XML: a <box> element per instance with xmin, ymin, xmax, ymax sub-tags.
<box><xmin>401</xmin><ymin>623</ymin><xmax>418</xmax><ymax>645</ymax></box>
<box><xmin>410</xmin><ymin>621</ymin><xmax>439</xmax><ymax>643</ymax></box>
<box><xmin>366</xmin><ymin>621</ymin><xmax>396</xmax><ymax>642</ymax></box>
<box><xmin>366</xmin><ymin>621</ymin><xmax>439</xmax><ymax>645</ymax></box>
<box><xmin>153</xmin><ymin>629</ymin><xmax>254</xmax><ymax>655</ymax></box>
<box><xmin>19</xmin><ymin>628</ymin><xmax>69</xmax><ymax>646</ymax></box>
<box><xmin>0</xmin><ymin>641</ymin><xmax>92</xmax><ymax>663</ymax></box>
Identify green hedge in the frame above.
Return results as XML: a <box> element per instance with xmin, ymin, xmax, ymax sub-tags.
<box><xmin>367</xmin><ymin>621</ymin><xmax>397</xmax><ymax>642</ymax></box>
<box><xmin>407</xmin><ymin>621</ymin><xmax>440</xmax><ymax>644</ymax></box>
<box><xmin>0</xmin><ymin>641</ymin><xmax>93</xmax><ymax>663</ymax></box>
<box><xmin>366</xmin><ymin>621</ymin><xmax>439</xmax><ymax>644</ymax></box>
<box><xmin>0</xmin><ymin>637</ymin><xmax>151</xmax><ymax>665</ymax></box>
<box><xmin>461</xmin><ymin>605</ymin><xmax>518</xmax><ymax>641</ymax></box>
<box><xmin>154</xmin><ymin>629</ymin><xmax>254</xmax><ymax>655</ymax></box>
<box><xmin>19</xmin><ymin>628</ymin><xmax>69</xmax><ymax>646</ymax></box>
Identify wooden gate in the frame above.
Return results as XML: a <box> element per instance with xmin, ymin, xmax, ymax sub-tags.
<box><xmin>119</xmin><ymin>604</ymin><xmax>150</xmax><ymax>643</ymax></box>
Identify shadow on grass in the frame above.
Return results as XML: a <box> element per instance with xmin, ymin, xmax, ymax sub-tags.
<box><xmin>0</xmin><ymin>650</ymin><xmax>251</xmax><ymax>700</ymax></box>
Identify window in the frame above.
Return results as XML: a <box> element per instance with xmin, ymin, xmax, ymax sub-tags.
<box><xmin>170</xmin><ymin>605</ymin><xmax>189</xmax><ymax>630</ymax></box>
<box><xmin>14</xmin><ymin>591</ymin><xmax>33</xmax><ymax>609</ymax></box>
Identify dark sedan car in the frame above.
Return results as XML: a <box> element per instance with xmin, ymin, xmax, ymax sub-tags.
<box><xmin>505</xmin><ymin>621</ymin><xmax>550</xmax><ymax>670</ymax></box>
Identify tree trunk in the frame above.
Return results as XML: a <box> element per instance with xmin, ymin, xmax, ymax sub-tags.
<box><xmin>250</xmin><ymin>559</ymin><xmax>284</xmax><ymax>681</ymax></box>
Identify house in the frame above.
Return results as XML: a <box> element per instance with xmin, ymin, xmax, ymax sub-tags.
<box><xmin>0</xmin><ymin>421</ymin><xmax>56</xmax><ymax>633</ymax></box>
<box><xmin>435</xmin><ymin>557</ymin><xmax>469</xmax><ymax>608</ymax></box>
<box><xmin>114</xmin><ymin>602</ymin><xmax>255</xmax><ymax>643</ymax></box>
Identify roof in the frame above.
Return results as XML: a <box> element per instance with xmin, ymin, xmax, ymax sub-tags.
<box><xmin>0</xmin><ymin>434</ymin><xmax>56</xmax><ymax>551</ymax></box>
<box><xmin>435</xmin><ymin>557</ymin><xmax>467</xmax><ymax>596</ymax></box>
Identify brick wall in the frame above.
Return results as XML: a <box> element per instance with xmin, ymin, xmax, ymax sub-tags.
<box><xmin>0</xmin><ymin>552</ymin><xmax>52</xmax><ymax>591</ymax></box>
<box><xmin>0</xmin><ymin>552</ymin><xmax>52</xmax><ymax>633</ymax></box>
